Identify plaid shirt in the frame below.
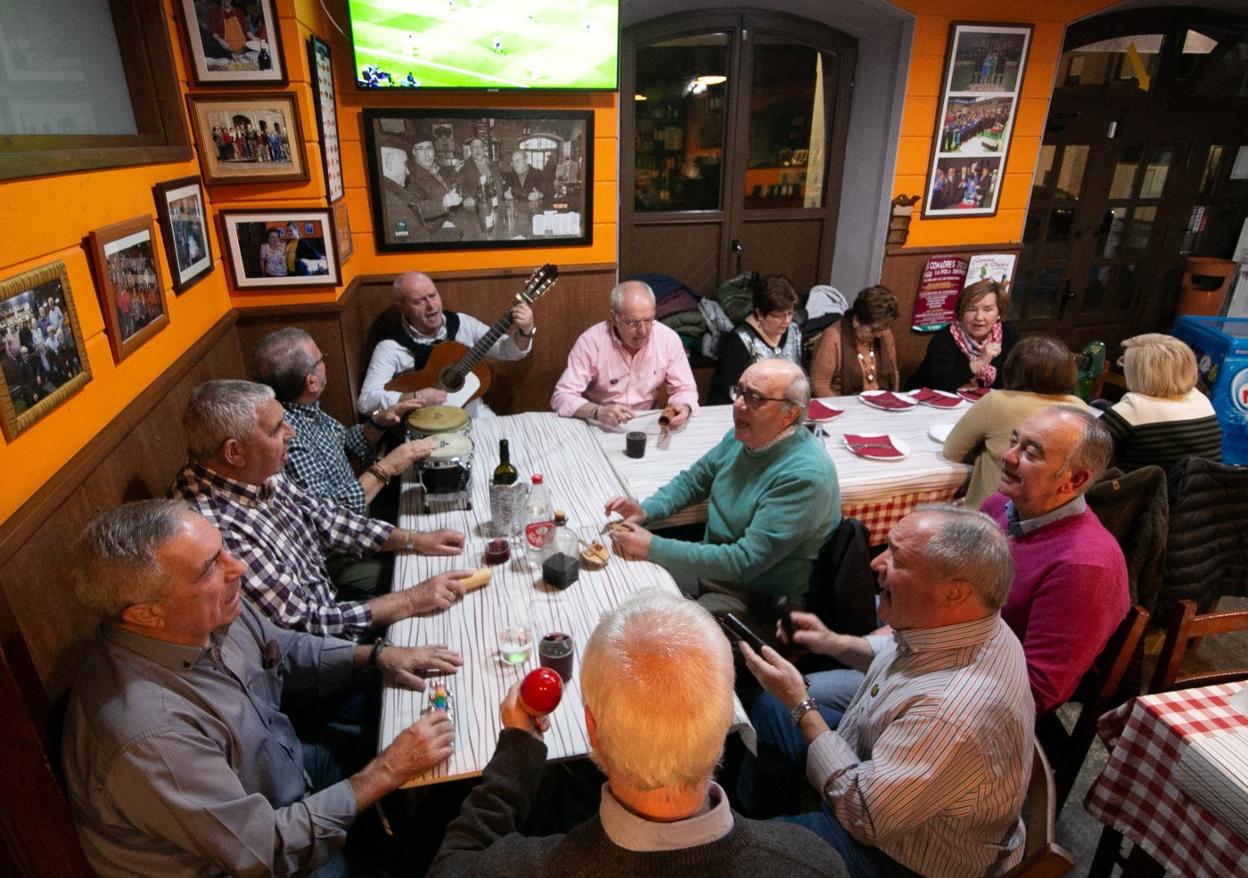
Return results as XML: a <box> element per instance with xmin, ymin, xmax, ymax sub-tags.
<box><xmin>282</xmin><ymin>401</ymin><xmax>374</xmax><ymax>515</ymax></box>
<box><xmin>171</xmin><ymin>462</ymin><xmax>393</xmax><ymax>640</ymax></box>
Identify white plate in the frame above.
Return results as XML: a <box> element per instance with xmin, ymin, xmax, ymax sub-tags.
<box><xmin>857</xmin><ymin>390</ymin><xmax>917</xmax><ymax>411</ymax></box>
<box><xmin>928</xmin><ymin>423</ymin><xmax>955</xmax><ymax>444</ymax></box>
<box><xmin>841</xmin><ymin>434</ymin><xmax>911</xmax><ymax>462</ymax></box>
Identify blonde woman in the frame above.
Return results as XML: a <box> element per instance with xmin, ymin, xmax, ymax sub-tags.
<box><xmin>1101</xmin><ymin>333</ymin><xmax>1222</xmax><ymax>472</ymax></box>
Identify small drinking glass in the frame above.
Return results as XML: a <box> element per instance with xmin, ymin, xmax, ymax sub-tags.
<box><xmin>538</xmin><ymin>632</ymin><xmax>575</xmax><ymax>682</ymax></box>
<box><xmin>498</xmin><ymin>601</ymin><xmax>533</xmax><ymax>665</ymax></box>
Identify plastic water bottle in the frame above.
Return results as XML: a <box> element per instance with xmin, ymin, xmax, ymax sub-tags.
<box><xmin>524</xmin><ymin>474</ymin><xmax>554</xmax><ymax>564</ymax></box>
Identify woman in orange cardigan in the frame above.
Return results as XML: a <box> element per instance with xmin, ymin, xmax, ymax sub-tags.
<box><xmin>809</xmin><ymin>285</ymin><xmax>900</xmax><ymax>397</ymax></box>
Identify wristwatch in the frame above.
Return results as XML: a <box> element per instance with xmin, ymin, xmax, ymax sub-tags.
<box><xmin>368</xmin><ymin>407</ymin><xmax>387</xmax><ymax>429</ymax></box>
<box><xmin>516</xmin><ymin>325</ymin><xmax>536</xmax><ymax>338</ymax></box>
<box><xmin>790</xmin><ymin>697</ymin><xmax>820</xmax><ymax>726</ymax></box>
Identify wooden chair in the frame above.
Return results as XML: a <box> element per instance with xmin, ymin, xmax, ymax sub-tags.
<box><xmin>1002</xmin><ymin>741</ymin><xmax>1075</xmax><ymax>878</ymax></box>
<box><xmin>1149</xmin><ymin>598</ymin><xmax>1248</xmax><ymax>693</ymax></box>
<box><xmin>1036</xmin><ymin>605</ymin><xmax>1150</xmax><ymax>811</ymax></box>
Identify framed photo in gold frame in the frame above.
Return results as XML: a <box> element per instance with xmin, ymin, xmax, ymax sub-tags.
<box><xmin>87</xmin><ymin>215</ymin><xmax>170</xmax><ymax>364</ymax></box>
<box><xmin>0</xmin><ymin>261</ymin><xmax>92</xmax><ymax>440</ymax></box>
<box><xmin>186</xmin><ymin>92</ymin><xmax>309</xmax><ymax>185</ymax></box>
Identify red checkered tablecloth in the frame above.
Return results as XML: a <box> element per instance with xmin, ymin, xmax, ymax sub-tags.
<box><xmin>843</xmin><ymin>487</ymin><xmax>962</xmax><ymax>546</ymax></box>
<box><xmin>1085</xmin><ymin>682</ymin><xmax>1248</xmax><ymax>877</ymax></box>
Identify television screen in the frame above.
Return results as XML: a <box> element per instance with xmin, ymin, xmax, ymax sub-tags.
<box><xmin>347</xmin><ymin>0</ymin><xmax>619</xmax><ymax>90</ymax></box>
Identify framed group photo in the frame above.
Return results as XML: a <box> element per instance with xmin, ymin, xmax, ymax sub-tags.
<box><xmin>186</xmin><ymin>92</ymin><xmax>308</xmax><ymax>185</ymax></box>
<box><xmin>219</xmin><ymin>209</ymin><xmax>341</xmax><ymax>290</ymax></box>
<box><xmin>362</xmin><ymin>108</ymin><xmax>593</xmax><ymax>252</ymax></box>
<box><xmin>0</xmin><ymin>261</ymin><xmax>92</xmax><ymax>440</ymax></box>
<box><xmin>176</xmin><ymin>0</ymin><xmax>287</xmax><ymax>86</ymax></box>
<box><xmin>87</xmin><ymin>216</ymin><xmax>169</xmax><ymax>363</ymax></box>
<box><xmin>154</xmin><ymin>177</ymin><xmax>214</xmax><ymax>294</ymax></box>
<box><xmin>923</xmin><ymin>22</ymin><xmax>1033</xmax><ymax>218</ymax></box>
<box><xmin>308</xmin><ymin>35</ymin><xmax>344</xmax><ymax>202</ymax></box>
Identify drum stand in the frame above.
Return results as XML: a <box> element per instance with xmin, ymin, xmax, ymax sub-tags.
<box><xmin>421</xmin><ymin>486</ymin><xmax>472</xmax><ymax>514</ymax></box>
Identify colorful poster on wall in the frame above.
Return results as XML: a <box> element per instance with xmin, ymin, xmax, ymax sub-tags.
<box><xmin>911</xmin><ymin>256</ymin><xmax>969</xmax><ymax>332</ymax></box>
<box><xmin>923</xmin><ymin>22</ymin><xmax>1033</xmax><ymax>219</ymax></box>
<box><xmin>965</xmin><ymin>253</ymin><xmax>1017</xmax><ymax>290</ymax></box>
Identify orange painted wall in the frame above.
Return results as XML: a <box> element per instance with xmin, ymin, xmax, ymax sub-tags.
<box><xmin>889</xmin><ymin>0</ymin><xmax>1118</xmax><ymax>248</ymax></box>
<box><xmin>0</xmin><ymin>1</ymin><xmax>234</xmax><ymax>526</ymax></box>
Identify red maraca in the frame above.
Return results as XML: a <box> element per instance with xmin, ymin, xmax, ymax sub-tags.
<box><xmin>518</xmin><ymin>667</ymin><xmax>563</xmax><ymax>716</ymax></box>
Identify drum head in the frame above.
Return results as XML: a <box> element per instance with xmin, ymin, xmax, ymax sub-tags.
<box><xmin>428</xmin><ymin>434</ymin><xmax>473</xmax><ymax>460</ymax></box>
<box><xmin>406</xmin><ymin>405</ymin><xmax>470</xmax><ymax>434</ymax></box>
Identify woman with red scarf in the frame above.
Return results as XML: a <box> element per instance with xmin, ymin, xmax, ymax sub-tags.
<box><xmin>907</xmin><ymin>278</ymin><xmax>1018</xmax><ymax>392</ymax></box>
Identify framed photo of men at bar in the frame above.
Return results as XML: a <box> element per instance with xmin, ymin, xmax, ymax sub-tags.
<box><xmin>362</xmin><ymin>108</ymin><xmax>593</xmax><ymax>251</ymax></box>
<box><xmin>922</xmin><ymin>22</ymin><xmax>1033</xmax><ymax>219</ymax></box>
<box><xmin>87</xmin><ymin>215</ymin><xmax>170</xmax><ymax>364</ymax></box>
<box><xmin>0</xmin><ymin>261</ymin><xmax>92</xmax><ymax>440</ymax></box>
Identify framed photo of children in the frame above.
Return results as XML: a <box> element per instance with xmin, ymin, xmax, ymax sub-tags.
<box><xmin>186</xmin><ymin>93</ymin><xmax>308</xmax><ymax>186</ymax></box>
<box><xmin>153</xmin><ymin>177</ymin><xmax>214</xmax><ymax>294</ymax></box>
<box><xmin>922</xmin><ymin>22</ymin><xmax>1033</xmax><ymax>219</ymax></box>
<box><xmin>219</xmin><ymin>209</ymin><xmax>341</xmax><ymax>290</ymax></box>
<box><xmin>87</xmin><ymin>216</ymin><xmax>170</xmax><ymax>364</ymax></box>
<box><xmin>308</xmin><ymin>36</ymin><xmax>344</xmax><ymax>202</ymax></box>
<box><xmin>362</xmin><ymin>108</ymin><xmax>593</xmax><ymax>252</ymax></box>
<box><xmin>0</xmin><ymin>261</ymin><xmax>92</xmax><ymax>440</ymax></box>
<box><xmin>176</xmin><ymin>0</ymin><xmax>287</xmax><ymax>86</ymax></box>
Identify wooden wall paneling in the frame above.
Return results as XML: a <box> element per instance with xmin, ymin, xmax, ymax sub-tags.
<box><xmin>881</xmin><ymin>243</ymin><xmax>1023</xmax><ymax>384</ymax></box>
<box><xmin>630</xmin><ymin>222</ymin><xmax>723</xmax><ymax>297</ymax></box>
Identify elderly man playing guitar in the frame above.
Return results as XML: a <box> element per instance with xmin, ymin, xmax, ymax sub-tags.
<box><xmin>357</xmin><ymin>270</ymin><xmax>541</xmax><ymax>419</ymax></box>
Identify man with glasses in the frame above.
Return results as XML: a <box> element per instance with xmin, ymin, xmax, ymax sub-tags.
<box><xmin>552</xmin><ymin>280</ymin><xmax>699</xmax><ymax>427</ymax></box>
<box><xmin>607</xmin><ymin>359</ymin><xmax>839</xmax><ymax>616</ymax></box>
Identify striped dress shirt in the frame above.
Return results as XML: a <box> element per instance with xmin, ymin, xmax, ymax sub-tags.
<box><xmin>806</xmin><ymin>614</ymin><xmax>1034</xmax><ymax>878</ymax></box>
<box><xmin>171</xmin><ymin>463</ymin><xmax>392</xmax><ymax>640</ymax></box>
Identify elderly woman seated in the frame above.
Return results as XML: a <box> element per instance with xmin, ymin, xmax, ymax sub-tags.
<box><xmin>708</xmin><ymin>275</ymin><xmax>801</xmax><ymax>404</ymax></box>
<box><xmin>942</xmin><ymin>335</ymin><xmax>1087</xmax><ymax>509</ymax></box>
<box><xmin>808</xmin><ymin>285</ymin><xmax>900</xmax><ymax>397</ymax></box>
<box><xmin>1101</xmin><ymin>333</ymin><xmax>1222</xmax><ymax>472</ymax></box>
<box><xmin>907</xmin><ymin>278</ymin><xmax>1019</xmax><ymax>392</ymax></box>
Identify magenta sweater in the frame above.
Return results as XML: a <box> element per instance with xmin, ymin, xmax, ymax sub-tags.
<box><xmin>982</xmin><ymin>493</ymin><xmax>1129</xmax><ymax>712</ymax></box>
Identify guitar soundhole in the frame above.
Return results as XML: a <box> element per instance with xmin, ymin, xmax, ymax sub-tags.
<box><xmin>439</xmin><ymin>367</ymin><xmax>465</xmax><ymax>392</ymax></box>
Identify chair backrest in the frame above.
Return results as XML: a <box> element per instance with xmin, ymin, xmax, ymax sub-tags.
<box><xmin>804</xmin><ymin>517</ymin><xmax>877</xmax><ymax>636</ymax></box>
<box><xmin>1048</xmin><ymin>604</ymin><xmax>1149</xmax><ymax>810</ymax></box>
<box><xmin>1003</xmin><ymin>740</ymin><xmax>1075</xmax><ymax>878</ymax></box>
<box><xmin>1149</xmin><ymin>599</ymin><xmax>1248</xmax><ymax>693</ymax></box>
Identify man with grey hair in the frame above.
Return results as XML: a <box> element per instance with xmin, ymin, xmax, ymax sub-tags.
<box><xmin>744</xmin><ymin>504</ymin><xmax>1034</xmax><ymax>878</ymax></box>
<box><xmin>253</xmin><ymin>326</ymin><xmax>434</xmax><ymax>517</ymax></box>
<box><xmin>551</xmin><ymin>279</ymin><xmax>699</xmax><ymax>428</ymax></box>
<box><xmin>62</xmin><ymin>500</ymin><xmax>458</xmax><ymax>877</ymax></box>
<box><xmin>172</xmin><ymin>379</ymin><xmax>471</xmax><ymax>642</ymax></box>
<box><xmin>357</xmin><ymin>270</ymin><xmax>534</xmax><ymax>418</ymax></box>
<box><xmin>982</xmin><ymin>404</ymin><xmax>1128</xmax><ymax>712</ymax></box>
<box><xmin>607</xmin><ymin>358</ymin><xmax>839</xmax><ymax>614</ymax></box>
<box><xmin>429</xmin><ymin>590</ymin><xmax>848</xmax><ymax>876</ymax></box>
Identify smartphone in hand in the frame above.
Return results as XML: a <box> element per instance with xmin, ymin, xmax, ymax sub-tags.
<box><xmin>720</xmin><ymin>612</ymin><xmax>769</xmax><ymax>654</ymax></box>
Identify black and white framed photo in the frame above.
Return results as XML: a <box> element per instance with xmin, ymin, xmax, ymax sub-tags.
<box><xmin>219</xmin><ymin>209</ymin><xmax>341</xmax><ymax>290</ymax></box>
<box><xmin>362</xmin><ymin>108</ymin><xmax>593</xmax><ymax>252</ymax></box>
<box><xmin>153</xmin><ymin>176</ymin><xmax>214</xmax><ymax>294</ymax></box>
<box><xmin>923</xmin><ymin>22</ymin><xmax>1032</xmax><ymax>218</ymax></box>
<box><xmin>308</xmin><ymin>35</ymin><xmax>344</xmax><ymax>202</ymax></box>
<box><xmin>176</xmin><ymin>0</ymin><xmax>286</xmax><ymax>86</ymax></box>
<box><xmin>0</xmin><ymin>261</ymin><xmax>92</xmax><ymax>440</ymax></box>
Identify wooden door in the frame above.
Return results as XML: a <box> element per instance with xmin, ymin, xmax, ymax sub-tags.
<box><xmin>620</xmin><ymin>12</ymin><xmax>856</xmax><ymax>296</ymax></box>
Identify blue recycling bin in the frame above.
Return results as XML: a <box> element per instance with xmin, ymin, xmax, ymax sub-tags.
<box><xmin>1171</xmin><ymin>316</ymin><xmax>1248</xmax><ymax>465</ymax></box>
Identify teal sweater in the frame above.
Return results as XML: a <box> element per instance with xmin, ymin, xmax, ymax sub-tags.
<box><xmin>642</xmin><ymin>427</ymin><xmax>840</xmax><ymax>602</ymax></box>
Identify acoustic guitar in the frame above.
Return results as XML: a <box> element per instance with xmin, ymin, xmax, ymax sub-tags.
<box><xmin>384</xmin><ymin>263</ymin><xmax>558</xmax><ymax>408</ymax></box>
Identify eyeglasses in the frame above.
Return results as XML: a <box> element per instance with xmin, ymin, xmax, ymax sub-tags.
<box><xmin>612</xmin><ymin>312</ymin><xmax>656</xmax><ymax>331</ymax></box>
<box><xmin>730</xmin><ymin>383</ymin><xmax>788</xmax><ymax>409</ymax></box>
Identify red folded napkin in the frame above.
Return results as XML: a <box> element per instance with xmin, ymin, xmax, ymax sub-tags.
<box><xmin>861</xmin><ymin>391</ymin><xmax>915</xmax><ymax>410</ymax></box>
<box><xmin>807</xmin><ymin>400</ymin><xmax>844</xmax><ymax>420</ymax></box>
<box><xmin>910</xmin><ymin>387</ymin><xmax>941</xmax><ymax>401</ymax></box>
<box><xmin>918</xmin><ymin>390</ymin><xmax>962</xmax><ymax>409</ymax></box>
<box><xmin>959</xmin><ymin>387</ymin><xmax>990</xmax><ymax>403</ymax></box>
<box><xmin>844</xmin><ymin>434</ymin><xmax>905</xmax><ymax>459</ymax></box>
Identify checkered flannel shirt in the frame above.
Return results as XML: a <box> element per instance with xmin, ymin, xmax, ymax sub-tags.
<box><xmin>171</xmin><ymin>462</ymin><xmax>393</xmax><ymax>640</ymax></box>
<box><xmin>282</xmin><ymin>401</ymin><xmax>375</xmax><ymax>515</ymax></box>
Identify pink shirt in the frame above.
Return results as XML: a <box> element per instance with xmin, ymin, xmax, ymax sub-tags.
<box><xmin>551</xmin><ymin>321</ymin><xmax>700</xmax><ymax>418</ymax></box>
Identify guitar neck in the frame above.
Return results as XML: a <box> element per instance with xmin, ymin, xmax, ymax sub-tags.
<box><xmin>447</xmin><ymin>312</ymin><xmax>514</xmax><ymax>382</ymax></box>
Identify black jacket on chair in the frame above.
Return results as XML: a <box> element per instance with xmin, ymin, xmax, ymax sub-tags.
<box><xmin>804</xmin><ymin>518</ymin><xmax>877</xmax><ymax>636</ymax></box>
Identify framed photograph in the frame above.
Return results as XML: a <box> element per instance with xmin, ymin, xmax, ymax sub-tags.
<box><xmin>923</xmin><ymin>23</ymin><xmax>1033</xmax><ymax>219</ymax></box>
<box><xmin>219</xmin><ymin>209</ymin><xmax>341</xmax><ymax>290</ymax></box>
<box><xmin>0</xmin><ymin>261</ymin><xmax>92</xmax><ymax>440</ymax></box>
<box><xmin>308</xmin><ymin>35</ymin><xmax>344</xmax><ymax>202</ymax></box>
<box><xmin>186</xmin><ymin>92</ymin><xmax>308</xmax><ymax>185</ymax></box>
<box><xmin>332</xmin><ymin>199</ymin><xmax>354</xmax><ymax>265</ymax></box>
<box><xmin>363</xmin><ymin>108</ymin><xmax>593</xmax><ymax>252</ymax></box>
<box><xmin>87</xmin><ymin>216</ymin><xmax>170</xmax><ymax>363</ymax></box>
<box><xmin>175</xmin><ymin>0</ymin><xmax>286</xmax><ymax>86</ymax></box>
<box><xmin>154</xmin><ymin>176</ymin><xmax>214</xmax><ymax>294</ymax></box>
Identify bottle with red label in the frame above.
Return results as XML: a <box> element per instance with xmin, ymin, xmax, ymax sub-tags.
<box><xmin>524</xmin><ymin>474</ymin><xmax>554</xmax><ymax>563</ymax></box>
